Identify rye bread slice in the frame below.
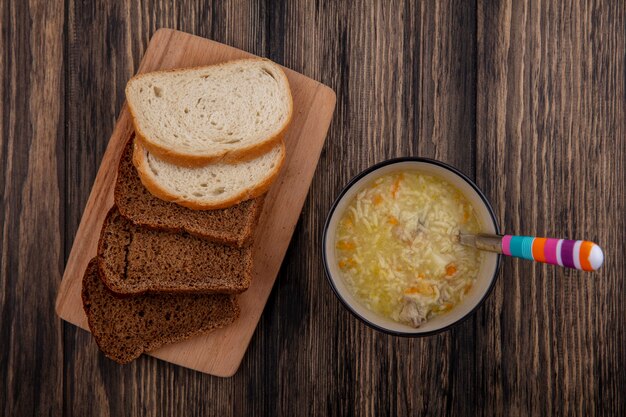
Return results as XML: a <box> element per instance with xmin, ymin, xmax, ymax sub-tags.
<box><xmin>115</xmin><ymin>135</ymin><xmax>264</xmax><ymax>248</ymax></box>
<box><xmin>98</xmin><ymin>207</ymin><xmax>252</xmax><ymax>296</ymax></box>
<box><xmin>82</xmin><ymin>258</ymin><xmax>239</xmax><ymax>364</ymax></box>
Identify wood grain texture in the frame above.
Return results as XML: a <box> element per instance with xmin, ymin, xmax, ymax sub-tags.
<box><xmin>1</xmin><ymin>0</ymin><xmax>624</xmax><ymax>416</ymax></box>
<box><xmin>266</xmin><ymin>2</ymin><xmax>478</xmax><ymax>417</ymax></box>
<box><xmin>476</xmin><ymin>1</ymin><xmax>625</xmax><ymax>415</ymax></box>
<box><xmin>0</xmin><ymin>0</ymin><xmax>65</xmax><ymax>416</ymax></box>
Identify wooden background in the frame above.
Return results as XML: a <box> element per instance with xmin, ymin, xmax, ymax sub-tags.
<box><xmin>1</xmin><ymin>0</ymin><xmax>624</xmax><ymax>416</ymax></box>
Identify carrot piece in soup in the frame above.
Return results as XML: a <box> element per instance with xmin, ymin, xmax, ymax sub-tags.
<box><xmin>404</xmin><ymin>286</ymin><xmax>419</xmax><ymax>295</ymax></box>
<box><xmin>462</xmin><ymin>206</ymin><xmax>471</xmax><ymax>223</ymax></box>
<box><xmin>336</xmin><ymin>240</ymin><xmax>355</xmax><ymax>251</ymax></box>
<box><xmin>404</xmin><ymin>282</ymin><xmax>434</xmax><ymax>296</ymax></box>
<box><xmin>339</xmin><ymin>258</ymin><xmax>356</xmax><ymax>269</ymax></box>
<box><xmin>390</xmin><ymin>173</ymin><xmax>404</xmax><ymax>198</ymax></box>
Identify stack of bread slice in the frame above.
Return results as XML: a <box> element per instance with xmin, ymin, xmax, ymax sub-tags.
<box><xmin>81</xmin><ymin>59</ymin><xmax>292</xmax><ymax>364</ymax></box>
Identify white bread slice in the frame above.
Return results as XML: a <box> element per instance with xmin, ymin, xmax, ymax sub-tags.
<box><xmin>125</xmin><ymin>59</ymin><xmax>293</xmax><ymax>165</ymax></box>
<box><xmin>132</xmin><ymin>139</ymin><xmax>285</xmax><ymax>210</ymax></box>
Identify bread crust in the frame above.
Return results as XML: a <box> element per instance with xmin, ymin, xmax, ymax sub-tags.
<box><xmin>97</xmin><ymin>255</ymin><xmax>251</xmax><ymax>297</ymax></box>
<box><xmin>82</xmin><ymin>258</ymin><xmax>240</xmax><ymax>364</ymax></box>
<box><xmin>96</xmin><ymin>207</ymin><xmax>253</xmax><ymax>297</ymax></box>
<box><xmin>114</xmin><ymin>135</ymin><xmax>265</xmax><ymax>247</ymax></box>
<box><xmin>132</xmin><ymin>139</ymin><xmax>286</xmax><ymax>210</ymax></box>
<box><xmin>126</xmin><ymin>58</ymin><xmax>294</xmax><ymax>166</ymax></box>
<box><xmin>115</xmin><ymin>194</ymin><xmax>263</xmax><ymax>248</ymax></box>
<box><xmin>135</xmin><ymin>130</ymin><xmax>286</xmax><ymax>166</ymax></box>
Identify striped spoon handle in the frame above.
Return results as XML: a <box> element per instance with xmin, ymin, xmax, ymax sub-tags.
<box><xmin>502</xmin><ymin>235</ymin><xmax>603</xmax><ymax>271</ymax></box>
<box><xmin>458</xmin><ymin>234</ymin><xmax>604</xmax><ymax>271</ymax></box>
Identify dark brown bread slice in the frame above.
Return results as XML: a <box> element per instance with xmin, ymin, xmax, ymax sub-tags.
<box><xmin>115</xmin><ymin>135</ymin><xmax>264</xmax><ymax>248</ymax></box>
<box><xmin>98</xmin><ymin>207</ymin><xmax>252</xmax><ymax>295</ymax></box>
<box><xmin>82</xmin><ymin>258</ymin><xmax>239</xmax><ymax>364</ymax></box>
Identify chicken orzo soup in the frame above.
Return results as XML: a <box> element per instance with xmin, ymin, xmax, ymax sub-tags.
<box><xmin>335</xmin><ymin>171</ymin><xmax>483</xmax><ymax>328</ymax></box>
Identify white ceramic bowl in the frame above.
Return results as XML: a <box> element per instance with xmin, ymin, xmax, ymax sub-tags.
<box><xmin>322</xmin><ymin>158</ymin><xmax>501</xmax><ymax>336</ymax></box>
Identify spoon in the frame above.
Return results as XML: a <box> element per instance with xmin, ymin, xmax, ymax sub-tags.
<box><xmin>457</xmin><ymin>234</ymin><xmax>604</xmax><ymax>271</ymax></box>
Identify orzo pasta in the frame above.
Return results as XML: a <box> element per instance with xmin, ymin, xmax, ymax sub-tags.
<box><xmin>335</xmin><ymin>171</ymin><xmax>482</xmax><ymax>327</ymax></box>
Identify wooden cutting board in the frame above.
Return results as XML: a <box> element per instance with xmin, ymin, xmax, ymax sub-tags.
<box><xmin>55</xmin><ymin>28</ymin><xmax>336</xmax><ymax>377</ymax></box>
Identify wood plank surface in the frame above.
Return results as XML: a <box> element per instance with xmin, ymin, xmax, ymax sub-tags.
<box><xmin>475</xmin><ymin>1</ymin><xmax>625</xmax><ymax>415</ymax></box>
<box><xmin>0</xmin><ymin>0</ymin><xmax>65</xmax><ymax>416</ymax></box>
<box><xmin>55</xmin><ymin>28</ymin><xmax>336</xmax><ymax>377</ymax></box>
<box><xmin>1</xmin><ymin>0</ymin><xmax>624</xmax><ymax>416</ymax></box>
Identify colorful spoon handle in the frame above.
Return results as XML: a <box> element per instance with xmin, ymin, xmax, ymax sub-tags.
<box><xmin>501</xmin><ymin>235</ymin><xmax>604</xmax><ymax>271</ymax></box>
